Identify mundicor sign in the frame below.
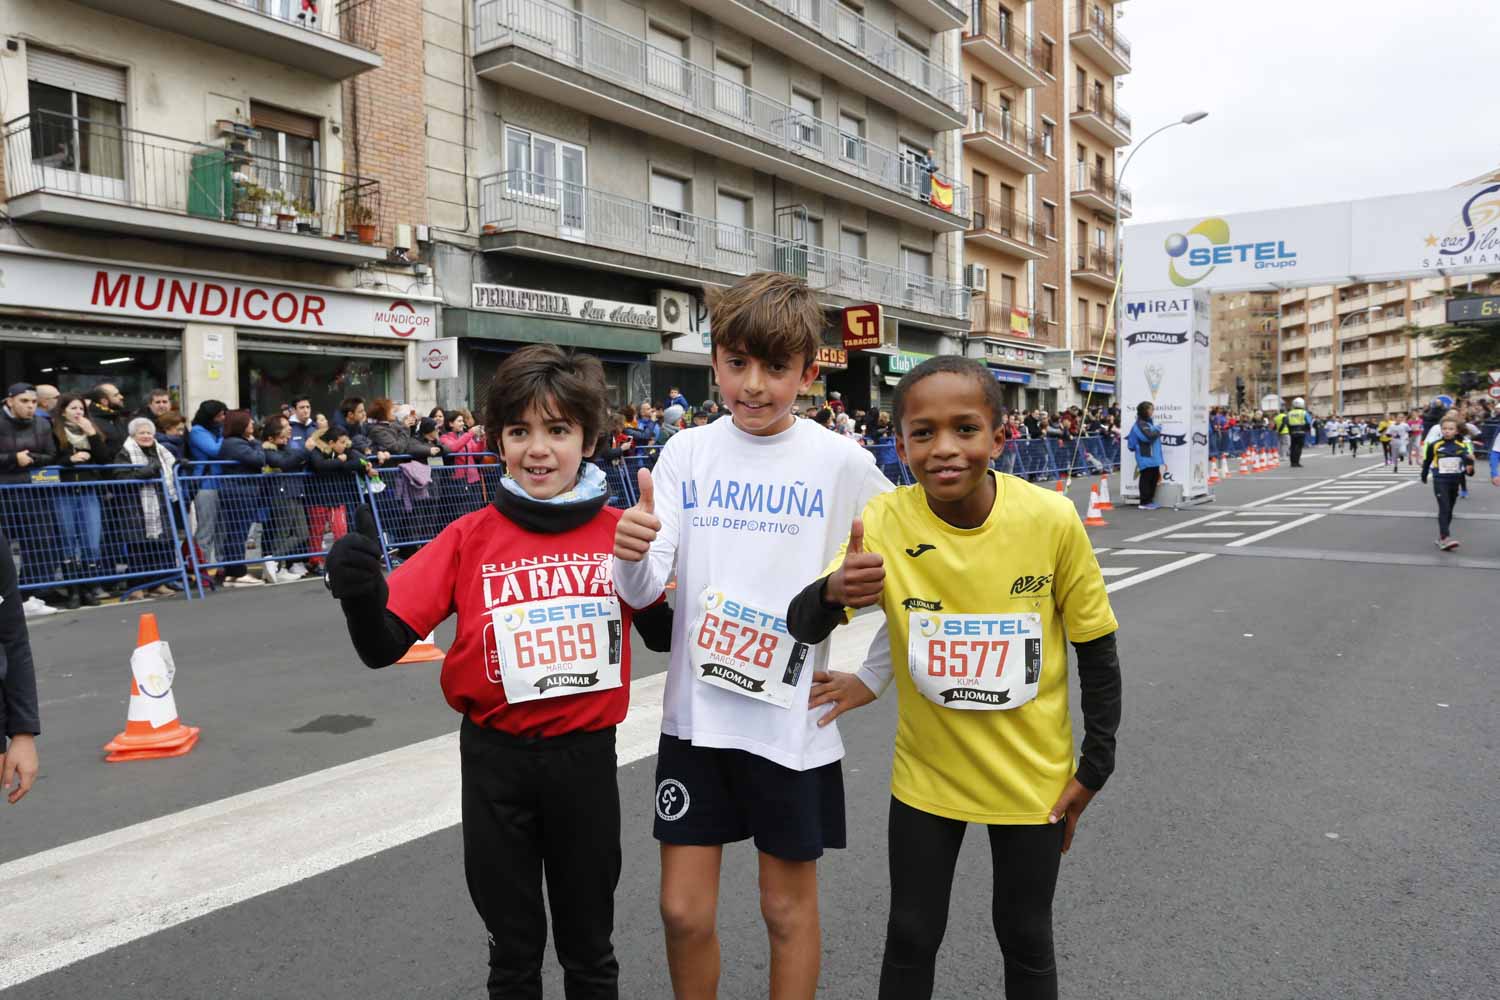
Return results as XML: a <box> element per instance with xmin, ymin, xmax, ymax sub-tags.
<box><xmin>471</xmin><ymin>283</ymin><xmax>658</xmax><ymax>329</ymax></box>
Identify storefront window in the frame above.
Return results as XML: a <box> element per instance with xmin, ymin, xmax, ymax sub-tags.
<box><xmin>4</xmin><ymin>344</ymin><xmax>169</xmax><ymax>406</ymax></box>
<box><xmin>239</xmin><ymin>350</ymin><xmax>390</xmax><ymax>421</ymax></box>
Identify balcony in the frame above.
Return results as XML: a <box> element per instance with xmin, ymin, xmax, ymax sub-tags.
<box><xmin>668</xmin><ymin>0</ymin><xmax>965</xmax><ymax>130</ymax></box>
<box><xmin>1070</xmin><ymin>164</ymin><xmax>1131</xmax><ymax>218</ymax></box>
<box><xmin>67</xmin><ymin>0</ymin><xmax>382</xmax><ymax>81</ymax></box>
<box><xmin>1073</xmin><ymin>323</ymin><xmax>1114</xmax><ymax>358</ymax></box>
<box><xmin>889</xmin><ymin>0</ymin><xmax>968</xmax><ymax>33</ymax></box>
<box><xmin>473</xmin><ymin>0</ymin><xmax>969</xmax><ymax>232</ymax></box>
<box><xmin>969</xmin><ymin>297</ymin><xmax>1037</xmax><ymax>339</ymax></box>
<box><xmin>2</xmin><ymin>112</ymin><xmax>386</xmax><ymax>264</ymax></box>
<box><xmin>1072</xmin><ymin>246</ymin><xmax>1118</xmax><ymax>288</ymax></box>
<box><xmin>963</xmin><ymin>106</ymin><xmax>1046</xmax><ymax>174</ymax></box>
<box><xmin>479</xmin><ymin>171</ymin><xmax>971</xmax><ymax>323</ymax></box>
<box><xmin>1070</xmin><ymin>91</ymin><xmax>1131</xmax><ymax>147</ymax></box>
<box><xmin>966</xmin><ymin>203</ymin><xmax>1047</xmax><ymax>261</ymax></box>
<box><xmin>1281</xmin><ymin>334</ymin><xmax>1308</xmax><ymax>351</ymax></box>
<box><xmin>1070</xmin><ymin>2</ymin><xmax>1130</xmax><ymax>76</ymax></box>
<box><xmin>962</xmin><ymin>12</ymin><xmax>1050</xmax><ymax>90</ymax></box>
<box><xmin>1281</xmin><ymin>359</ymin><xmax>1307</xmax><ymax>375</ymax></box>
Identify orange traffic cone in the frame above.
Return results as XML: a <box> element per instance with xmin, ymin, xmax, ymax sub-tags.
<box><xmin>1221</xmin><ymin>456</ymin><xmax>1232</xmax><ymax>479</ymax></box>
<box><xmin>1055</xmin><ymin>474</ymin><xmax>1068</xmax><ymax>493</ymax></box>
<box><xmin>1239</xmin><ymin>451</ymin><xmax>1251</xmax><ymax>476</ymax></box>
<box><xmin>397</xmin><ymin>630</ymin><xmax>445</xmax><ymax>664</ymax></box>
<box><xmin>104</xmin><ymin>613</ymin><xmax>200</xmax><ymax>762</ymax></box>
<box><xmin>1096</xmin><ymin>474</ymin><xmax>1113</xmax><ymax>510</ymax></box>
<box><xmin>1083</xmin><ymin>486</ymin><xmax>1109</xmax><ymax>527</ymax></box>
<box><xmin>1208</xmin><ymin>461</ymin><xmax>1220</xmax><ymax>486</ymax></box>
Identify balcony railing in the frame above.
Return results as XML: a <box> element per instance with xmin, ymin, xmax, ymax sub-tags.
<box><xmin>1074</xmin><ymin>323</ymin><xmax>1115</xmax><ymax>356</ymax></box>
<box><xmin>1072</xmin><ymin>91</ymin><xmax>1132</xmax><ymax>140</ymax></box>
<box><xmin>963</xmin><ymin>9</ymin><xmax>1052</xmax><ymax>78</ymax></box>
<box><xmin>474</xmin><ymin>0</ymin><xmax>968</xmax><ymax>218</ymax></box>
<box><xmin>3</xmin><ymin>111</ymin><xmax>383</xmax><ymax>243</ymax></box>
<box><xmin>754</xmin><ymin>0</ymin><xmax>965</xmax><ymax>113</ymax></box>
<box><xmin>970</xmin><ymin>296</ymin><xmax>1034</xmax><ymax>338</ymax></box>
<box><xmin>1072</xmin><ymin>163</ymin><xmax>1131</xmax><ymax>215</ymax></box>
<box><xmin>1073</xmin><ymin>245</ymin><xmax>1118</xmax><ymax>278</ymax></box>
<box><xmin>1073</xmin><ymin>2</ymin><xmax>1130</xmax><ymax>66</ymax></box>
<box><xmin>218</xmin><ymin>0</ymin><xmax>380</xmax><ymax>52</ymax></box>
<box><xmin>969</xmin><ymin>201</ymin><xmax>1046</xmax><ymax>253</ymax></box>
<box><xmin>966</xmin><ymin>105</ymin><xmax>1046</xmax><ymax>163</ymax></box>
<box><xmin>480</xmin><ymin>170</ymin><xmax>970</xmax><ymax>318</ymax></box>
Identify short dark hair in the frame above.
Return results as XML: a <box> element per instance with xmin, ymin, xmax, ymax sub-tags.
<box><xmin>291</xmin><ymin>396</ymin><xmax>311</xmax><ymax>408</ymax></box>
<box><xmin>891</xmin><ymin>356</ymin><xmax>1003</xmax><ymax>434</ymax></box>
<box><xmin>482</xmin><ymin>344</ymin><xmax>607</xmax><ymax>451</ymax></box>
<box><xmin>224</xmin><ymin>409</ymin><xmax>254</xmax><ymax>439</ymax></box>
<box><xmin>709</xmin><ymin>271</ymin><xmax>822</xmax><ymax>369</ymax></box>
<box><xmin>339</xmin><ymin>396</ymin><xmax>365</xmax><ymax>418</ymax></box>
<box><xmin>148</xmin><ymin>387</ymin><xmax>171</xmax><ymax>401</ymax></box>
<box><xmin>260</xmin><ymin>415</ymin><xmax>289</xmax><ymax>441</ymax></box>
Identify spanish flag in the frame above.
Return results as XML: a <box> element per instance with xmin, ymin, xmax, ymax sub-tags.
<box><xmin>929</xmin><ymin>176</ymin><xmax>954</xmax><ymax>212</ymax></box>
<box><xmin>1010</xmin><ymin>306</ymin><xmax>1032</xmax><ymax>337</ymax></box>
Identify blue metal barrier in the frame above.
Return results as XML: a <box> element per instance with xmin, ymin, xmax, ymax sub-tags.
<box><xmin>363</xmin><ymin>459</ymin><xmax>505</xmax><ymax>562</ymax></box>
<box><xmin>0</xmin><ymin>464</ymin><xmax>192</xmax><ymax>600</ymax></box>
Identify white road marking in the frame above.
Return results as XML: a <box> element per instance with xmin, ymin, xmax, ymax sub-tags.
<box><xmin>1220</xmin><ymin>520</ymin><xmax>1281</xmax><ymax>526</ymax></box>
<box><xmin>1109</xmin><ymin>548</ymin><xmax>1179</xmax><ymax>556</ymax></box>
<box><xmin>1102</xmin><ymin>553</ymin><xmax>1216</xmax><ymax>593</ymax></box>
<box><xmin>1098</xmin><ymin>566</ymin><xmax>1138</xmax><ymax>577</ymax></box>
<box><xmin>1164</xmin><ymin>532</ymin><xmax>1245</xmax><ymax>540</ymax></box>
<box><xmin>0</xmin><ymin>614</ymin><xmax>887</xmax><ymax>990</ymax></box>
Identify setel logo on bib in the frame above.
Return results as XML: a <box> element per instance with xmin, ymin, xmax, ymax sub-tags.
<box><xmin>908</xmin><ymin>612</ymin><xmax>1043</xmax><ymax>710</ymax></box>
<box><xmin>485</xmin><ymin>594</ymin><xmax>624</xmax><ymax>704</ymax></box>
<box><xmin>691</xmin><ymin>586</ymin><xmax>809</xmax><ymax>709</ymax></box>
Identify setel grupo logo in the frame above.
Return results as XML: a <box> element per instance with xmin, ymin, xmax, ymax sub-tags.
<box><xmin>1164</xmin><ymin>217</ymin><xmax>1297</xmax><ymax>287</ymax></box>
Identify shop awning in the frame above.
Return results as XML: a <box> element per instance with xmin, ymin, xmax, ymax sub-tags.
<box><xmin>989</xmin><ymin>367</ymin><xmax>1033</xmax><ymax>384</ymax></box>
<box><xmin>1076</xmin><ymin>379</ymin><xmax>1115</xmax><ymax>393</ymax></box>
<box><xmin>446</xmin><ymin>308</ymin><xmax>663</xmax><ymax>356</ymax></box>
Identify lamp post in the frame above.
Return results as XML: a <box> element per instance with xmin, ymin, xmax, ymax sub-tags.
<box><xmin>1333</xmin><ymin>300</ymin><xmax>1378</xmax><ymax>414</ymax></box>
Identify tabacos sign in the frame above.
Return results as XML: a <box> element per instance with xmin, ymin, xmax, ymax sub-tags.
<box><xmin>1163</xmin><ymin>217</ymin><xmax>1298</xmax><ymax>287</ymax></box>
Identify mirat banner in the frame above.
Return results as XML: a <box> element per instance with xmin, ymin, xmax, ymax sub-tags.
<box><xmin>1119</xmin><ymin>290</ymin><xmax>1211</xmax><ymax>502</ymax></box>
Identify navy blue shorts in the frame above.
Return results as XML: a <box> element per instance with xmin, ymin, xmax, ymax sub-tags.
<box><xmin>652</xmin><ymin>734</ymin><xmax>846</xmax><ymax>862</ymax></box>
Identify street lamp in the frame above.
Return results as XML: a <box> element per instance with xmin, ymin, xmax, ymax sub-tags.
<box><xmin>1333</xmin><ymin>300</ymin><xmax>1378</xmax><ymax>414</ymax></box>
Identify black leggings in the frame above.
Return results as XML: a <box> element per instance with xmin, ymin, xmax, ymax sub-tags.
<box><xmin>1137</xmin><ymin>465</ymin><xmax>1160</xmax><ymax>505</ymax></box>
<box><xmin>1434</xmin><ymin>479</ymin><xmax>1461</xmax><ymax>539</ymax></box>
<box><xmin>879</xmin><ymin>797</ymin><xmax>1066</xmax><ymax>1000</ymax></box>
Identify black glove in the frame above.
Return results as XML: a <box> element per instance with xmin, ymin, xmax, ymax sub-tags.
<box><xmin>325</xmin><ymin>505</ymin><xmax>387</xmax><ymax>601</ymax></box>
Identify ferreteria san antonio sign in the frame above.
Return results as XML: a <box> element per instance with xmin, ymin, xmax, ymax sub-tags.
<box><xmin>471</xmin><ymin>284</ymin><xmax>658</xmax><ymax>329</ymax></box>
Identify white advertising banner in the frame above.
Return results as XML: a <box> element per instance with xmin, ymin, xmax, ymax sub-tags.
<box><xmin>0</xmin><ymin>247</ymin><xmax>437</xmax><ymax>340</ymax></box>
<box><xmin>1119</xmin><ymin>290</ymin><xmax>1211</xmax><ymax>502</ymax></box>
<box><xmin>416</xmin><ymin>338</ymin><xmax>459</xmax><ymax>380</ymax></box>
<box><xmin>1124</xmin><ymin>182</ymin><xmax>1500</xmax><ymax>294</ymax></box>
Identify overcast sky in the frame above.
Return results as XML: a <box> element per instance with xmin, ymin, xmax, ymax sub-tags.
<box><xmin>1119</xmin><ymin>0</ymin><xmax>1498</xmax><ymax>226</ymax></box>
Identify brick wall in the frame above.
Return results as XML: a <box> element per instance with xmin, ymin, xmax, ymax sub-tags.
<box><xmin>343</xmin><ymin>0</ymin><xmax>429</xmax><ymax>250</ymax></box>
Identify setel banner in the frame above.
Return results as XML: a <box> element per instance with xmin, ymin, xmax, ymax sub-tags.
<box><xmin>1119</xmin><ymin>291</ymin><xmax>1211</xmax><ymax>503</ymax></box>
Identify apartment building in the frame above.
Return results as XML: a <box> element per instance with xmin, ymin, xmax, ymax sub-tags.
<box><xmin>1209</xmin><ymin>290</ymin><xmax>1278</xmax><ymax>407</ymax></box>
<box><xmin>1277</xmin><ymin>273</ymin><xmax>1500</xmax><ymax>419</ymax></box>
<box><xmin>0</xmin><ymin>0</ymin><xmax>441</xmax><ymax>417</ymax></box>
<box><xmin>420</xmin><ymin>0</ymin><xmax>974</xmax><ymax>414</ymax></box>
<box><xmin>957</xmin><ymin>0</ymin><xmax>1129</xmax><ymax>411</ymax></box>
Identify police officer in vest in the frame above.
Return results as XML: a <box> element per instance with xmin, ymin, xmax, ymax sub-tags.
<box><xmin>1286</xmin><ymin>397</ymin><xmax>1313</xmax><ymax>467</ymax></box>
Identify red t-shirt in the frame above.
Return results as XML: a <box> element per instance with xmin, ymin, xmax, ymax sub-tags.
<box><xmin>386</xmin><ymin>504</ymin><xmax>645</xmax><ymax>738</ymax></box>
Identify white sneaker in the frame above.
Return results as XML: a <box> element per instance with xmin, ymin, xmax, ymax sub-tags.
<box><xmin>263</xmin><ymin>559</ymin><xmax>280</xmax><ymax>584</ymax></box>
<box><xmin>284</xmin><ymin>562</ymin><xmax>308</xmax><ymax>578</ymax></box>
<box><xmin>225</xmin><ymin>575</ymin><xmax>265</xmax><ymax>587</ymax></box>
<box><xmin>22</xmin><ymin>596</ymin><xmax>59</xmax><ymax>616</ymax></box>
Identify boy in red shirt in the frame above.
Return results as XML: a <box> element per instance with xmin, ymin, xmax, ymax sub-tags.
<box><xmin>327</xmin><ymin>345</ymin><xmax>670</xmax><ymax>999</ymax></box>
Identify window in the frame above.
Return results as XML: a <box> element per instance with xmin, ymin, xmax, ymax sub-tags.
<box><xmin>715</xmin><ymin>190</ymin><xmax>750</xmax><ymax>252</ymax></box>
<box><xmin>1077</xmin><ymin>297</ymin><xmax>1089</xmax><ymax>330</ymax></box>
<box><xmin>250</xmin><ymin>103</ymin><xmax>320</xmax><ymax>211</ymax></box>
<box><xmin>902</xmin><ymin>247</ymin><xmax>933</xmax><ymax>305</ymax></box>
<box><xmin>805</xmin><ymin>217</ymin><xmax>825</xmax><ymax>272</ymax></box>
<box><xmin>836</xmin><ymin>1</ymin><xmax>864</xmax><ymax>48</ymax></box>
<box><xmin>1075</xmin><ymin>219</ymin><xmax>1088</xmax><ymax>266</ymax></box>
<box><xmin>25</xmin><ymin>49</ymin><xmax>126</xmax><ymax>199</ymax></box>
<box><xmin>1095</xmin><ymin>303</ymin><xmax>1107</xmax><ymax>329</ymax></box>
<box><xmin>1000</xmin><ymin>274</ymin><xmax>1017</xmax><ymax>307</ymax></box>
<box><xmin>1095</xmin><ymin>226</ymin><xmax>1107</xmax><ymax>250</ymax></box>
<box><xmin>900</xmin><ymin>141</ymin><xmax>927</xmax><ymax>191</ymax></box>
<box><xmin>714</xmin><ymin>56</ymin><xmax>750</xmax><ymax>119</ymax></box>
<box><xmin>504</xmin><ymin>126</ymin><xmax>585</xmax><ymax>204</ymax></box>
<box><xmin>1075</xmin><ymin>68</ymin><xmax>1087</xmax><ymax>110</ymax></box>
<box><xmin>997</xmin><ymin>4</ymin><xmax>1012</xmax><ymax>46</ymax></box>
<box><xmin>1041</xmin><ymin>38</ymin><xmax>1055</xmax><ymax>75</ymax></box>
<box><xmin>839</xmin><ymin>112</ymin><xmax>865</xmax><ymax>164</ymax></box>
<box><xmin>1041</xmin><ymin>119</ymin><xmax>1055</xmax><ymax>157</ymax></box>
<box><xmin>1040</xmin><ymin>201</ymin><xmax>1057</xmax><ymax>238</ymax></box>
<box><xmin>839</xmin><ymin>227</ymin><xmax>866</xmax><ymax>283</ymax></box>
<box><xmin>790</xmin><ymin>91</ymin><xmax>820</xmax><ymax>146</ymax></box>
<box><xmin>647</xmin><ymin>25</ymin><xmax>687</xmax><ymax>93</ymax></box>
<box><xmin>971</xmin><ymin>169</ymin><xmax>988</xmax><ymax>210</ymax></box>
<box><xmin>650</xmin><ymin>170</ymin><xmax>689</xmax><ymax>234</ymax></box>
<box><xmin>1042</xmin><ymin>285</ymin><xmax>1058</xmax><ymax>321</ymax></box>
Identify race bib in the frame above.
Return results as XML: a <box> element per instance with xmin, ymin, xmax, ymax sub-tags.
<box><xmin>907</xmin><ymin>612</ymin><xmax>1043</xmax><ymax>711</ymax></box>
<box><xmin>484</xmin><ymin>595</ymin><xmax>623</xmax><ymax>704</ymax></box>
<box><xmin>690</xmin><ymin>587</ymin><xmax>808</xmax><ymax>709</ymax></box>
<box><xmin>1437</xmin><ymin>456</ymin><xmax>1463</xmax><ymax>475</ymax></box>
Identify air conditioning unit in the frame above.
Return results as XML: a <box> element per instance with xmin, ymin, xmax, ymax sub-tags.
<box><xmin>658</xmin><ymin>289</ymin><xmax>692</xmax><ymax>334</ymax></box>
<box><xmin>965</xmin><ymin>264</ymin><xmax>989</xmax><ymax>292</ymax></box>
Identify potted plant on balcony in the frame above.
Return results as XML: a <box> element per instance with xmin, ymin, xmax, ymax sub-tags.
<box><xmin>294</xmin><ymin>197</ymin><xmax>321</xmax><ymax>236</ymax></box>
<box><xmin>232</xmin><ymin>181</ymin><xmax>266</xmax><ymax>226</ymax></box>
<box><xmin>274</xmin><ymin>192</ymin><xmax>299</xmax><ymax>233</ymax></box>
<box><xmin>347</xmin><ymin>199</ymin><xmax>377</xmax><ymax>245</ymax></box>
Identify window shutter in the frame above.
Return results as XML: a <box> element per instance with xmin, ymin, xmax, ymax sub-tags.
<box><xmin>27</xmin><ymin>47</ymin><xmax>126</xmax><ymax>102</ymax></box>
<box><xmin>250</xmin><ymin>102</ymin><xmax>321</xmax><ymax>140</ymax></box>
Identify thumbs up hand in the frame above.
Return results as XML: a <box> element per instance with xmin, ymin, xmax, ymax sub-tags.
<box><xmin>824</xmin><ymin>518</ymin><xmax>884</xmax><ymax>608</ymax></box>
<box><xmin>614</xmin><ymin>467</ymin><xmax>661</xmax><ymax>562</ymax></box>
<box><xmin>325</xmin><ymin>504</ymin><xmax>389</xmax><ymax>601</ymax></box>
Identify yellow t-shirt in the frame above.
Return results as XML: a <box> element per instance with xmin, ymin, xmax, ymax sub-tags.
<box><xmin>825</xmin><ymin>473</ymin><xmax>1118</xmax><ymax>824</ymax></box>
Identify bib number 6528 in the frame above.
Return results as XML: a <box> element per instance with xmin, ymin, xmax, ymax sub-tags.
<box><xmin>696</xmin><ymin>613</ymin><xmax>777</xmax><ymax>669</ymax></box>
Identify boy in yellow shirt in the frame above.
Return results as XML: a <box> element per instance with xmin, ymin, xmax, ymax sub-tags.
<box><xmin>787</xmin><ymin>355</ymin><xmax>1121</xmax><ymax>999</ymax></box>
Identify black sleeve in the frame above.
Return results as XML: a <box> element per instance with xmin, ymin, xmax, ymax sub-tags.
<box><xmin>631</xmin><ymin>600</ymin><xmax>674</xmax><ymax>652</ymax></box>
<box><xmin>0</xmin><ymin>532</ymin><xmax>40</xmax><ymax>740</ymax></box>
<box><xmin>339</xmin><ymin>587</ymin><xmax>422</xmax><ymax>669</ymax></box>
<box><xmin>787</xmin><ymin>574</ymin><xmax>846</xmax><ymax>644</ymax></box>
<box><xmin>1072</xmin><ymin>631</ymin><xmax>1121</xmax><ymax>792</ymax></box>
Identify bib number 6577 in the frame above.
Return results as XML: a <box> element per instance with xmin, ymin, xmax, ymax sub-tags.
<box><xmin>926</xmin><ymin>638</ymin><xmax>1008</xmax><ymax>678</ymax></box>
<box><xmin>697</xmin><ymin>613</ymin><xmax>777</xmax><ymax>670</ymax></box>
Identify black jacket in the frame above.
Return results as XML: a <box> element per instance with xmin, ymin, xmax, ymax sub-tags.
<box><xmin>0</xmin><ymin>408</ymin><xmax>58</xmax><ymax>485</ymax></box>
<box><xmin>0</xmin><ymin>530</ymin><xmax>39</xmax><ymax>741</ymax></box>
<box><xmin>54</xmin><ymin>427</ymin><xmax>109</xmax><ymax>483</ymax></box>
<box><xmin>88</xmin><ymin>403</ymin><xmax>130</xmax><ymax>457</ymax></box>
<box><xmin>367</xmin><ymin>420</ymin><xmax>435</xmax><ymax>466</ymax></box>
<box><xmin>307</xmin><ymin>447</ymin><xmax>364</xmax><ymax>507</ymax></box>
<box><xmin>260</xmin><ymin>444</ymin><xmax>308</xmax><ymax>499</ymax></box>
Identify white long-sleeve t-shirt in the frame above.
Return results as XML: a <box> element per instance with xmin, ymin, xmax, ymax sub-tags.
<box><xmin>613</xmin><ymin>416</ymin><xmax>892</xmax><ymax>770</ymax></box>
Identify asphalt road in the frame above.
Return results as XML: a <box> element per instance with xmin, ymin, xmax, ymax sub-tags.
<box><xmin>4</xmin><ymin>450</ymin><xmax>1497</xmax><ymax>999</ymax></box>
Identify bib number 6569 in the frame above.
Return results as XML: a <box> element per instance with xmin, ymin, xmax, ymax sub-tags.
<box><xmin>515</xmin><ymin>623</ymin><xmax>597</xmax><ymax>669</ymax></box>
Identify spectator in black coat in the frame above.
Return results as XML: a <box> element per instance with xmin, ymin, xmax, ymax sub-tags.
<box><xmin>365</xmin><ymin>398</ymin><xmax>438</xmax><ymax>466</ymax></box>
<box><xmin>0</xmin><ymin>529</ymin><xmax>40</xmax><ymax>803</ymax></box>
<box><xmin>51</xmin><ymin>394</ymin><xmax>109</xmax><ymax>608</ymax></box>
<box><xmin>258</xmin><ymin>415</ymin><xmax>311</xmax><ymax>583</ymax></box>
<box><xmin>216</xmin><ymin>410</ymin><xmax>269</xmax><ymax>588</ymax></box>
<box><xmin>0</xmin><ymin>384</ymin><xmax>60</xmax><ymax>593</ymax></box>
<box><xmin>87</xmin><ymin>383</ymin><xmax>130</xmax><ymax>457</ymax></box>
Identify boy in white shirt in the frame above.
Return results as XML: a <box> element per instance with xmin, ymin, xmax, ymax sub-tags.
<box><xmin>613</xmin><ymin>272</ymin><xmax>891</xmax><ymax>999</ymax></box>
